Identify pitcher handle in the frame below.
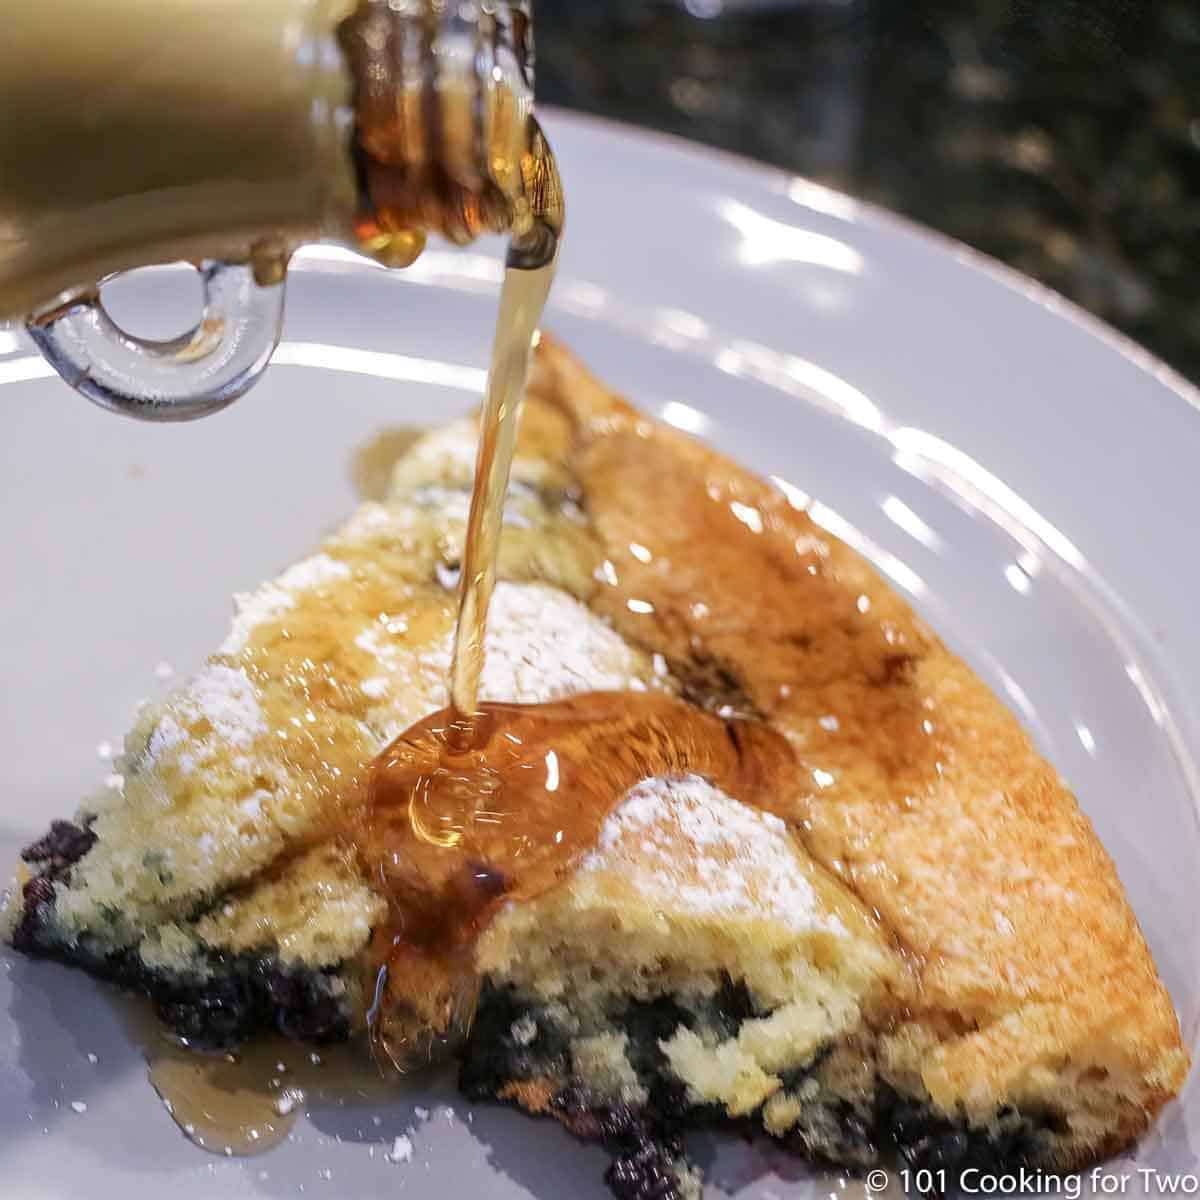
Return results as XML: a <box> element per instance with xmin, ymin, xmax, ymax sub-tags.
<box><xmin>25</xmin><ymin>259</ymin><xmax>285</xmax><ymax>422</ymax></box>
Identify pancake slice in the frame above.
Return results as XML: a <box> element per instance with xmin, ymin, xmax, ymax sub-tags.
<box><xmin>3</xmin><ymin>339</ymin><xmax>1187</xmax><ymax>1198</ymax></box>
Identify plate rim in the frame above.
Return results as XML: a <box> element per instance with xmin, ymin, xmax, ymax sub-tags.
<box><xmin>542</xmin><ymin>106</ymin><xmax>1200</xmax><ymax>422</ymax></box>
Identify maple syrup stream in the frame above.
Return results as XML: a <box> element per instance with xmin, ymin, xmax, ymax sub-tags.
<box><xmin>447</xmin><ymin>254</ymin><xmax>556</xmax><ymax>719</ymax></box>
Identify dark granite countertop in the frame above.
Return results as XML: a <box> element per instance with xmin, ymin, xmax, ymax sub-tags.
<box><xmin>537</xmin><ymin>0</ymin><xmax>1200</xmax><ymax>385</ymax></box>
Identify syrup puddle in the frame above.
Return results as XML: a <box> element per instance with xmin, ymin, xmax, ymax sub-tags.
<box><xmin>149</xmin><ymin>1044</ymin><xmax>297</xmax><ymax>1155</ymax></box>
<box><xmin>144</xmin><ymin>1027</ymin><xmax>394</xmax><ymax>1156</ymax></box>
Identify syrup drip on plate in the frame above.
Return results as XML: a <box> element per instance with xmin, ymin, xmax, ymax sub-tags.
<box><xmin>147</xmin><ymin>1032</ymin><xmax>393</xmax><ymax>1155</ymax></box>
<box><xmin>148</xmin><ymin>1042</ymin><xmax>301</xmax><ymax>1156</ymax></box>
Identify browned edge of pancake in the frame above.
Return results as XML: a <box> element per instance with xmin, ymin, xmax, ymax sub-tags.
<box><xmin>517</xmin><ymin>335</ymin><xmax>1188</xmax><ymax>1160</ymax></box>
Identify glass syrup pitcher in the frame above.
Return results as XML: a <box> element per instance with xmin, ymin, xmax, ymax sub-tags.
<box><xmin>0</xmin><ymin>0</ymin><xmax>561</xmax><ymax>420</ymax></box>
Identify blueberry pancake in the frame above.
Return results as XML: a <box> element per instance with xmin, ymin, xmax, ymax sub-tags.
<box><xmin>3</xmin><ymin>339</ymin><xmax>1188</xmax><ymax>1198</ymax></box>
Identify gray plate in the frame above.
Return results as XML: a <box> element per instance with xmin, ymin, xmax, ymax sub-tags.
<box><xmin>2</xmin><ymin>111</ymin><xmax>1198</xmax><ymax>1199</ymax></box>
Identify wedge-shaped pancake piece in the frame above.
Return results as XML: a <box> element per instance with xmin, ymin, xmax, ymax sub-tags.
<box><xmin>3</xmin><ymin>339</ymin><xmax>1187</xmax><ymax>1199</ymax></box>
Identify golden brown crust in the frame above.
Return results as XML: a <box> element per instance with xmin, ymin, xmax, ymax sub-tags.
<box><xmin>524</xmin><ymin>336</ymin><xmax>1188</xmax><ymax>1154</ymax></box>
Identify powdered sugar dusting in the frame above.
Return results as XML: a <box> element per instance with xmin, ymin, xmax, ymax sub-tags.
<box><xmin>354</xmin><ymin>625</ymin><xmax>398</xmax><ymax>670</ymax></box>
<box><xmin>146</xmin><ymin>715</ymin><xmax>187</xmax><ymax>759</ymax></box>
<box><xmin>147</xmin><ymin>665</ymin><xmax>266</xmax><ymax>768</ymax></box>
<box><xmin>585</xmin><ymin>775</ymin><xmax>841</xmax><ymax>935</ymax></box>
<box><xmin>409</xmin><ymin>485</ymin><xmax>472</xmax><ymax>524</ymax></box>
<box><xmin>407</xmin><ymin>484</ymin><xmax>534</xmax><ymax>529</ymax></box>
<box><xmin>354</xmin><ymin>581</ymin><xmax>656</xmax><ymax>714</ymax></box>
<box><xmin>391</xmin><ymin>419</ymin><xmax>479</xmax><ymax>484</ymax></box>
<box><xmin>477</xmin><ymin>582</ymin><xmax>654</xmax><ymax>702</ymax></box>
<box><xmin>337</xmin><ymin>501</ymin><xmax>405</xmax><ymax>540</ymax></box>
<box><xmin>180</xmin><ymin>666</ymin><xmax>264</xmax><ymax>747</ymax></box>
<box><xmin>220</xmin><ymin>554</ymin><xmax>351</xmax><ymax>655</ymax></box>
